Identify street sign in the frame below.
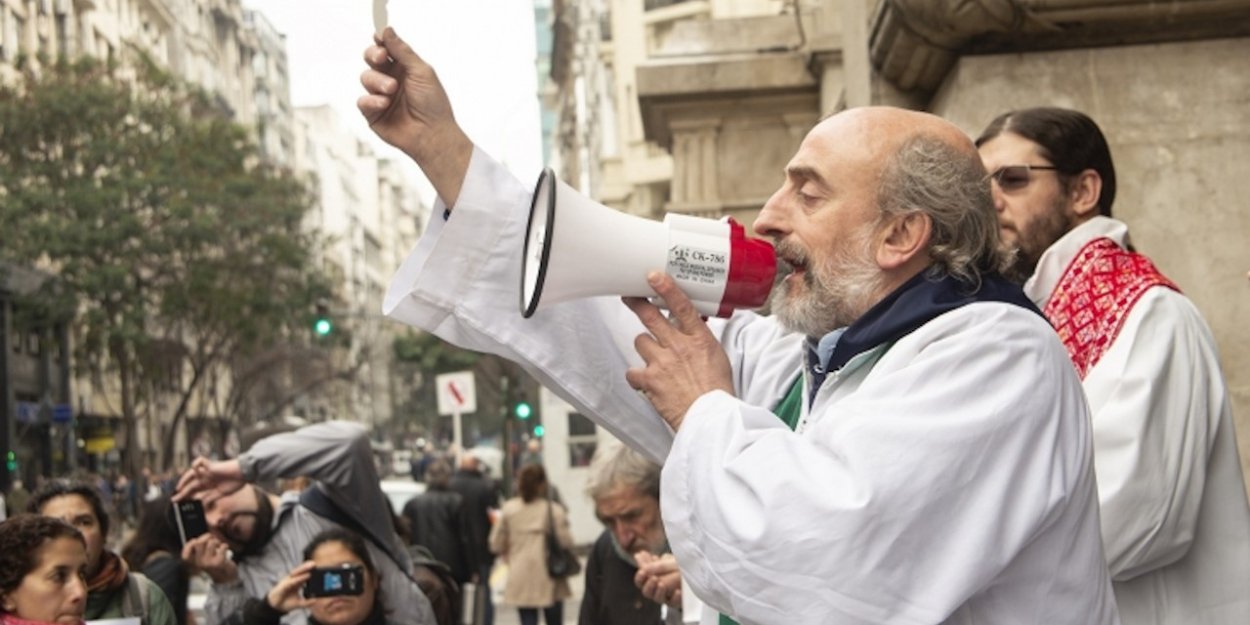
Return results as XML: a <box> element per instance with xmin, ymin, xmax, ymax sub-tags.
<box><xmin>15</xmin><ymin>401</ymin><xmax>39</xmax><ymax>424</ymax></box>
<box><xmin>435</xmin><ymin>371</ymin><xmax>477</xmax><ymax>416</ymax></box>
<box><xmin>52</xmin><ymin>403</ymin><xmax>72</xmax><ymax>424</ymax></box>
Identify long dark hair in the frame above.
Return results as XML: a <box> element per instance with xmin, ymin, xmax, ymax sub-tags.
<box><xmin>303</xmin><ymin>528</ymin><xmax>378</xmax><ymax>577</ymax></box>
<box><xmin>976</xmin><ymin>107</ymin><xmax>1117</xmax><ymax>217</ymax></box>
<box><xmin>121</xmin><ymin>495</ymin><xmax>184</xmax><ymax>570</ymax></box>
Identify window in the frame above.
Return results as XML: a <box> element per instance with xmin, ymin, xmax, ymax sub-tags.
<box><xmin>567</xmin><ymin>412</ymin><xmax>597</xmax><ymax>467</ymax></box>
<box><xmin>25</xmin><ymin>330</ymin><xmax>40</xmax><ymax>357</ymax></box>
<box><xmin>0</xmin><ymin>8</ymin><xmax>8</xmax><ymax>61</ymax></box>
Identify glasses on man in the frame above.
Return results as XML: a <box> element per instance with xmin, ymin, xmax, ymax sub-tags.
<box><xmin>988</xmin><ymin>164</ymin><xmax>1060</xmax><ymax>192</ymax></box>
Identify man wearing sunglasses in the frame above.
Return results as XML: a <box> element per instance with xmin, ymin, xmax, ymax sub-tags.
<box><xmin>173</xmin><ymin>422</ymin><xmax>438</xmax><ymax>625</ymax></box>
<box><xmin>978</xmin><ymin>107</ymin><xmax>1250</xmax><ymax>625</ymax></box>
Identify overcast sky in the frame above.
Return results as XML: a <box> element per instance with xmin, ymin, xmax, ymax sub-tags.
<box><xmin>243</xmin><ymin>0</ymin><xmax>545</xmax><ymax>201</ymax></box>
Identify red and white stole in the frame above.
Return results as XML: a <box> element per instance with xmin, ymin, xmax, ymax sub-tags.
<box><xmin>1043</xmin><ymin>237</ymin><xmax>1179</xmax><ymax>379</ymax></box>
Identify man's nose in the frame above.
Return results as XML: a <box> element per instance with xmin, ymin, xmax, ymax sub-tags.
<box><xmin>989</xmin><ymin>183</ymin><xmax>1006</xmax><ymax>213</ymax></box>
<box><xmin>205</xmin><ymin>507</ymin><xmax>225</xmax><ymax>529</ymax></box>
<box><xmin>753</xmin><ymin>188</ymin><xmax>788</xmax><ymax>239</ymax></box>
<box><xmin>613</xmin><ymin>524</ymin><xmax>634</xmax><ymax>547</ymax></box>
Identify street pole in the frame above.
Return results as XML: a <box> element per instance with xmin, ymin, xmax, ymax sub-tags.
<box><xmin>501</xmin><ymin>374</ymin><xmax>513</xmax><ymax>497</ymax></box>
<box><xmin>452</xmin><ymin>407</ymin><xmax>463</xmax><ymax>467</ymax></box>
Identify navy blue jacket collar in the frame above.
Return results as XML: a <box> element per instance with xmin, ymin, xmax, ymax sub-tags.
<box><xmin>811</xmin><ymin>269</ymin><xmax>1040</xmax><ymax>378</ymax></box>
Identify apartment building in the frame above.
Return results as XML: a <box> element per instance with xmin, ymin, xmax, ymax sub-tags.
<box><xmin>0</xmin><ymin>0</ymin><xmax>424</xmax><ymax>476</ymax></box>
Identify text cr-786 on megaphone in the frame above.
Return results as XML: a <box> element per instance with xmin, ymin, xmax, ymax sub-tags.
<box><xmin>521</xmin><ymin>168</ymin><xmax>776</xmax><ymax>318</ymax></box>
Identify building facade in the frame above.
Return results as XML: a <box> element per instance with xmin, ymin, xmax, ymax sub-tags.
<box><xmin>542</xmin><ymin>0</ymin><xmax>1250</xmax><ymax>492</ymax></box>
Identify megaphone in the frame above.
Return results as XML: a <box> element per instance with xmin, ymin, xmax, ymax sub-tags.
<box><xmin>521</xmin><ymin>168</ymin><xmax>776</xmax><ymax>318</ymax></box>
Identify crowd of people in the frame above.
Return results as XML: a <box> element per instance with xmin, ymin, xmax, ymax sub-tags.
<box><xmin>2</xmin><ymin>23</ymin><xmax>1247</xmax><ymax>625</ymax></box>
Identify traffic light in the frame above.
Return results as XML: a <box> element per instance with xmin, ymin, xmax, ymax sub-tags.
<box><xmin>533</xmin><ymin>425</ymin><xmax>545</xmax><ymax>438</ymax></box>
<box><xmin>313</xmin><ymin>303</ymin><xmax>333</xmax><ymax>337</ymax></box>
<box><xmin>5</xmin><ymin>451</ymin><xmax>16</xmax><ymax>472</ymax></box>
<box><xmin>514</xmin><ymin>401</ymin><xmax>532</xmax><ymax>420</ymax></box>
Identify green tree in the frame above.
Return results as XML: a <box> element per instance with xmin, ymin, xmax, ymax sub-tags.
<box><xmin>0</xmin><ymin>54</ymin><xmax>333</xmax><ymax>473</ymax></box>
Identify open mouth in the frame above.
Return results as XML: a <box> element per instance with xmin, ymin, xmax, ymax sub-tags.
<box><xmin>775</xmin><ymin>253</ymin><xmax>806</xmax><ymax>284</ymax></box>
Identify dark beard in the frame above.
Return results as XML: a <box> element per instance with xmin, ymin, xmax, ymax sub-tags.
<box><xmin>233</xmin><ymin>489</ymin><xmax>276</xmax><ymax>560</ymax></box>
<box><xmin>1010</xmin><ymin>193</ymin><xmax>1076</xmax><ymax>282</ymax></box>
<box><xmin>1001</xmin><ymin>245</ymin><xmax>1033</xmax><ymax>285</ymax></box>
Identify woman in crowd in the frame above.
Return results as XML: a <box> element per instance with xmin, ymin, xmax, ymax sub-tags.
<box><xmin>241</xmin><ymin>528</ymin><xmax>385</xmax><ymax>625</ymax></box>
<box><xmin>121</xmin><ymin>496</ymin><xmax>191</xmax><ymax>625</ymax></box>
<box><xmin>0</xmin><ymin>515</ymin><xmax>89</xmax><ymax>625</ymax></box>
<box><xmin>490</xmin><ymin>464</ymin><xmax>574</xmax><ymax>625</ymax></box>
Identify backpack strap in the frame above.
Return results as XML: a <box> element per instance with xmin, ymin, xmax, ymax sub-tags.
<box><xmin>120</xmin><ymin>573</ymin><xmax>151</xmax><ymax>625</ymax></box>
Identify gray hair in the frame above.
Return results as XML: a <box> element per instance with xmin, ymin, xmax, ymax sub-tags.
<box><xmin>877</xmin><ymin>134</ymin><xmax>1010</xmax><ymax>284</ymax></box>
<box><xmin>584</xmin><ymin>441</ymin><xmax>661</xmax><ymax>502</ymax></box>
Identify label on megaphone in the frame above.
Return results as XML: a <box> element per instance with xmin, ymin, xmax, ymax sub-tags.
<box><xmin>664</xmin><ymin>214</ymin><xmax>775</xmax><ymax>317</ymax></box>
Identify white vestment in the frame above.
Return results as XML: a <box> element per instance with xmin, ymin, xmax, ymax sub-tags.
<box><xmin>383</xmin><ymin>148</ymin><xmax>1120</xmax><ymax>625</ymax></box>
<box><xmin>1026</xmin><ymin>217</ymin><xmax>1250</xmax><ymax>625</ymax></box>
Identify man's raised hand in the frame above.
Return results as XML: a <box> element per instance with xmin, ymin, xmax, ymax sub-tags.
<box><xmin>358</xmin><ymin>28</ymin><xmax>471</xmax><ymax>207</ymax></box>
<box><xmin>174</xmin><ymin>457</ymin><xmax>245</xmax><ymax>505</ymax></box>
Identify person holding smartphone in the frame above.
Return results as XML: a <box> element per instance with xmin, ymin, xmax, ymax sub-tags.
<box><xmin>241</xmin><ymin>529</ymin><xmax>382</xmax><ymax>625</ymax></box>
<box><xmin>174</xmin><ymin>421</ymin><xmax>437</xmax><ymax>625</ymax></box>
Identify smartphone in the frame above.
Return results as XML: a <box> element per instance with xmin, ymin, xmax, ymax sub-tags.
<box><xmin>304</xmin><ymin>565</ymin><xmax>365</xmax><ymax>598</ymax></box>
<box><xmin>173</xmin><ymin>499</ymin><xmax>209</xmax><ymax>545</ymax></box>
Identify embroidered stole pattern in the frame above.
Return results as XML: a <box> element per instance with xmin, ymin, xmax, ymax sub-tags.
<box><xmin>1043</xmin><ymin>237</ymin><xmax>1179</xmax><ymax>378</ymax></box>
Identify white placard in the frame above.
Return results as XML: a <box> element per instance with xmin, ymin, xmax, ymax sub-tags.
<box><xmin>88</xmin><ymin>619</ymin><xmax>140</xmax><ymax>625</ymax></box>
<box><xmin>435</xmin><ymin>371</ymin><xmax>477</xmax><ymax>415</ymax></box>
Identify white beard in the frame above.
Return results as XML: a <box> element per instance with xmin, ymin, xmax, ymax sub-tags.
<box><xmin>771</xmin><ymin>226</ymin><xmax>886</xmax><ymax>337</ymax></box>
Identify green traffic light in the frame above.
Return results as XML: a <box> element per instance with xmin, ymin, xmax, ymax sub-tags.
<box><xmin>533</xmin><ymin>425</ymin><xmax>545</xmax><ymax>437</ymax></box>
<box><xmin>314</xmin><ymin>318</ymin><xmax>333</xmax><ymax>336</ymax></box>
<box><xmin>514</xmin><ymin>402</ymin><xmax>532</xmax><ymax>419</ymax></box>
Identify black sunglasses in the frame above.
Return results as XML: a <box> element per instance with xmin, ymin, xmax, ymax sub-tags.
<box><xmin>988</xmin><ymin>164</ymin><xmax>1060</xmax><ymax>192</ymax></box>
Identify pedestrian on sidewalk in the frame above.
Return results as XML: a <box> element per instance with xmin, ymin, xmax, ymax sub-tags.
<box><xmin>490</xmin><ymin>465</ymin><xmax>572</xmax><ymax>625</ymax></box>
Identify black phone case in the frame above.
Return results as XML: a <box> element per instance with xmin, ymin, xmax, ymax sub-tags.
<box><xmin>173</xmin><ymin>500</ymin><xmax>209</xmax><ymax>544</ymax></box>
<box><xmin>304</xmin><ymin>565</ymin><xmax>365</xmax><ymax>598</ymax></box>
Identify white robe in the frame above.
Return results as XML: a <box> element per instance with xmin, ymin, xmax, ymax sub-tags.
<box><xmin>1026</xmin><ymin>217</ymin><xmax>1250</xmax><ymax>625</ymax></box>
<box><xmin>383</xmin><ymin>148</ymin><xmax>1119</xmax><ymax>625</ymax></box>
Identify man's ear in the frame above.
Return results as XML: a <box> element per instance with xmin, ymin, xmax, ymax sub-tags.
<box><xmin>876</xmin><ymin>212</ymin><xmax>932</xmax><ymax>270</ymax></box>
<box><xmin>1068</xmin><ymin>169</ymin><xmax>1102</xmax><ymax>218</ymax></box>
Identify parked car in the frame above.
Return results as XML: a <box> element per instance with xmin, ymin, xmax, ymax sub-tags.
<box><xmin>468</xmin><ymin>445</ymin><xmax>504</xmax><ymax>479</ymax></box>
<box><xmin>381</xmin><ymin>477</ymin><xmax>426</xmax><ymax>512</ymax></box>
<box><xmin>391</xmin><ymin>449</ymin><xmax>414</xmax><ymax>477</ymax></box>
